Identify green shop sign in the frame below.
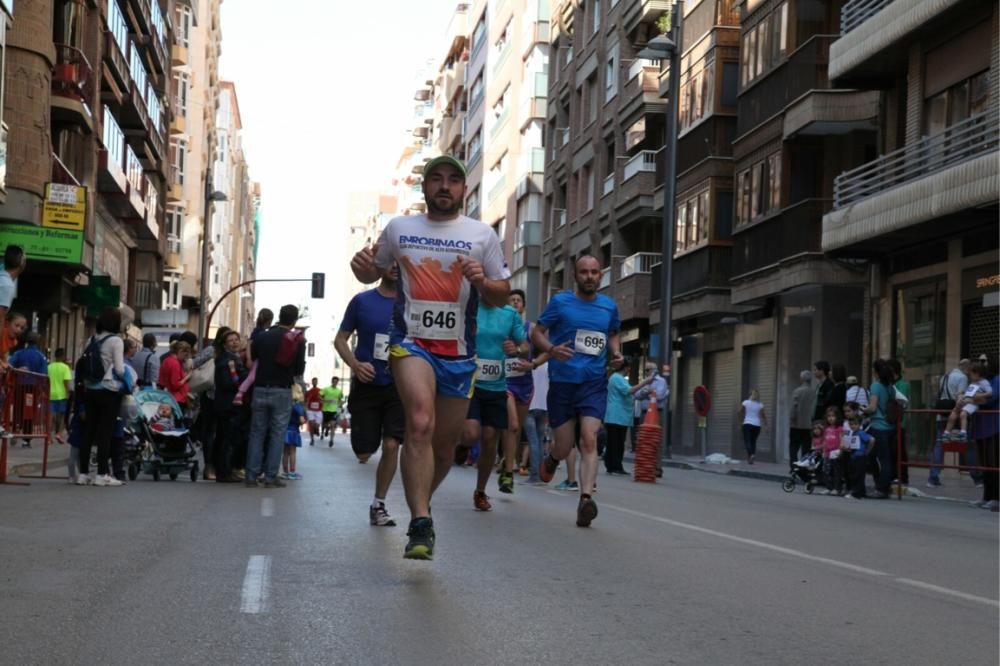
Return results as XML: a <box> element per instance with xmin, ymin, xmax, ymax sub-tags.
<box><xmin>0</xmin><ymin>223</ymin><xmax>83</xmax><ymax>264</ymax></box>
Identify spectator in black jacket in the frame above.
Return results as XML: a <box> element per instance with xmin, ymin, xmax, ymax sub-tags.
<box><xmin>813</xmin><ymin>360</ymin><xmax>834</xmax><ymax>422</ymax></box>
<box><xmin>244</xmin><ymin>304</ymin><xmax>306</xmax><ymax>488</ymax></box>
<box><xmin>213</xmin><ymin>329</ymin><xmax>248</xmax><ymax>483</ymax></box>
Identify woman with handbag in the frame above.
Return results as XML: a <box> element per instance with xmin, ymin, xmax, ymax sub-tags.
<box><xmin>76</xmin><ymin>307</ymin><xmax>126</xmax><ymax>487</ymax></box>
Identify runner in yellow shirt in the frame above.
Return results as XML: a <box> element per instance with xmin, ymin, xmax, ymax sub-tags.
<box><xmin>48</xmin><ymin>348</ymin><xmax>74</xmax><ymax>443</ymax></box>
<box><xmin>320</xmin><ymin>377</ymin><xmax>344</xmax><ymax>445</ymax></box>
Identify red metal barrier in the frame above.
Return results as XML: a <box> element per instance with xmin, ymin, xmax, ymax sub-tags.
<box><xmin>0</xmin><ymin>368</ymin><xmax>53</xmax><ymax>486</ymax></box>
<box><xmin>894</xmin><ymin>408</ymin><xmax>999</xmax><ymax>499</ymax></box>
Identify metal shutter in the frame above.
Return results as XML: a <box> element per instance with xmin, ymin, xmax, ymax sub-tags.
<box><xmin>706</xmin><ymin>350</ymin><xmax>737</xmax><ymax>456</ymax></box>
<box><xmin>676</xmin><ymin>355</ymin><xmax>703</xmax><ymax>451</ymax></box>
<box><xmin>745</xmin><ymin>343</ymin><xmax>776</xmax><ymax>454</ymax></box>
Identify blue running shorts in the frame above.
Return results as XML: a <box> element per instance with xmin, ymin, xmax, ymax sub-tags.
<box><xmin>547</xmin><ymin>379</ymin><xmax>608</xmax><ymax>429</ymax></box>
<box><xmin>391</xmin><ymin>341</ymin><xmax>476</xmax><ymax>399</ymax></box>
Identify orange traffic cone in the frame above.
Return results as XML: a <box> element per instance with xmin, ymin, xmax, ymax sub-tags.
<box><xmin>634</xmin><ymin>390</ymin><xmax>660</xmax><ymax>483</ymax></box>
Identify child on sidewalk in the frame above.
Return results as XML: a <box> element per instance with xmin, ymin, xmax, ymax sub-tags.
<box><xmin>282</xmin><ymin>385</ymin><xmax>306</xmax><ymax>480</ymax></box>
<box><xmin>821</xmin><ymin>407</ymin><xmax>843</xmax><ymax>494</ymax></box>
<box><xmin>844</xmin><ymin>414</ymin><xmax>874</xmax><ymax>499</ymax></box>
<box><xmin>943</xmin><ymin>362</ymin><xmax>992</xmax><ymax>442</ymax></box>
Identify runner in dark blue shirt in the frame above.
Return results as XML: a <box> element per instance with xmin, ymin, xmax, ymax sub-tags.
<box><xmin>532</xmin><ymin>256</ymin><xmax>623</xmax><ymax>528</ymax></box>
<box><xmin>335</xmin><ymin>264</ymin><xmax>404</xmax><ymax>528</ymax></box>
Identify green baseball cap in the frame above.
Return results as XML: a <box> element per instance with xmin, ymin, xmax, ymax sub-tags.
<box><xmin>423</xmin><ymin>155</ymin><xmax>467</xmax><ymax>179</ymax></box>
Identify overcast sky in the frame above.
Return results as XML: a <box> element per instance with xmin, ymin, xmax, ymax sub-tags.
<box><xmin>219</xmin><ymin>0</ymin><xmax>457</xmax><ymax>379</ymax></box>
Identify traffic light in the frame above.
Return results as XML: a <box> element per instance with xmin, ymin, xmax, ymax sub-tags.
<box><xmin>311</xmin><ymin>272</ymin><xmax>325</xmax><ymax>299</ymax></box>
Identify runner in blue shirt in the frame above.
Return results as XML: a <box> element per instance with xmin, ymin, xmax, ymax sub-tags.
<box><xmin>335</xmin><ymin>264</ymin><xmax>404</xmax><ymax>528</ymax></box>
<box><xmin>532</xmin><ymin>255</ymin><xmax>623</xmax><ymax>527</ymax></box>
<box><xmin>462</xmin><ymin>303</ymin><xmax>526</xmax><ymax>510</ymax></box>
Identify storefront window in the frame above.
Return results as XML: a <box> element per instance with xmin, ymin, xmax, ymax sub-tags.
<box><xmin>894</xmin><ymin>278</ymin><xmax>947</xmax><ymax>408</ymax></box>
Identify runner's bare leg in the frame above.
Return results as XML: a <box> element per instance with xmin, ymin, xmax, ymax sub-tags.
<box><xmin>431</xmin><ymin>396</ymin><xmax>471</xmax><ymax>492</ymax></box>
<box><xmin>501</xmin><ymin>395</ymin><xmax>520</xmax><ymax>474</ymax></box>
<box><xmin>578</xmin><ymin>416</ymin><xmax>602</xmax><ymax>496</ymax></box>
<box><xmin>375</xmin><ymin>436</ymin><xmax>400</xmax><ymax>500</ymax></box>
<box><xmin>392</xmin><ymin>355</ymin><xmax>437</xmax><ymax>519</ymax></box>
<box><xmin>476</xmin><ymin>425</ymin><xmax>499</xmax><ymax>491</ymax></box>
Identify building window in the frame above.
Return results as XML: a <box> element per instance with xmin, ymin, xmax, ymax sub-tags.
<box><xmin>674</xmin><ymin>188</ymin><xmax>710</xmax><ymax>255</ymax></box>
<box><xmin>735</xmin><ymin>150</ymin><xmax>781</xmax><ymax>227</ymax></box>
<box><xmin>466</xmin><ymin>187</ymin><xmax>481</xmax><ymax>216</ymax></box>
<box><xmin>591</xmin><ymin>0</ymin><xmax>601</xmax><ymax>34</ymax></box>
<box><xmin>605</xmin><ymin>54</ymin><xmax>617</xmax><ymax>102</ymax></box>
<box><xmin>468</xmin><ymin>129</ymin><xmax>483</xmax><ymax>165</ymax></box>
<box><xmin>175</xmin><ymin>5</ymin><xmax>193</xmax><ymax>49</ymax></box>
<box><xmin>107</xmin><ymin>0</ymin><xmax>128</xmax><ymax>53</ymax></box>
<box><xmin>469</xmin><ymin>73</ymin><xmax>484</xmax><ymax>110</ymax></box>
<box><xmin>471</xmin><ymin>13</ymin><xmax>487</xmax><ymax>56</ymax></box>
<box><xmin>493</xmin><ymin>217</ymin><xmax>506</xmax><ymax>243</ymax></box>
<box><xmin>586</xmin><ymin>74</ymin><xmax>598</xmax><ymax>125</ymax></box>
<box><xmin>170</xmin><ymin>137</ymin><xmax>188</xmax><ymax>184</ymax></box>
<box><xmin>173</xmin><ymin>71</ymin><xmax>190</xmax><ymax>116</ymax></box>
<box><xmin>923</xmin><ymin>70</ymin><xmax>989</xmax><ymax>136</ymax></box>
<box><xmin>679</xmin><ymin>54</ymin><xmax>715</xmax><ymax>132</ymax></box>
<box><xmin>741</xmin><ymin>1</ymin><xmax>788</xmax><ymax>88</ymax></box>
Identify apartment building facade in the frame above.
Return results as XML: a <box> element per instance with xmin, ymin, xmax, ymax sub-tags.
<box><xmin>539</xmin><ymin>0</ymin><xmax>997</xmax><ymax>463</ymax></box>
<box><xmin>158</xmin><ymin>0</ymin><xmax>224</xmax><ymax>333</ymax></box>
<box><xmin>822</xmin><ymin>0</ymin><xmax>998</xmax><ymax>412</ymax></box>
<box><xmin>0</xmin><ymin>0</ymin><xmax>173</xmax><ymax>358</ymax></box>
<box><xmin>543</xmin><ymin>0</ymin><xmax>669</xmax><ymax>356</ymax></box>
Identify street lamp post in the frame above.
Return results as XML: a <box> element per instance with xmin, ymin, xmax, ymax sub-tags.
<box><xmin>639</xmin><ymin>3</ymin><xmax>683</xmax><ymax>464</ymax></box>
<box><xmin>198</xmin><ymin>171</ymin><xmax>228</xmax><ymax>343</ymax></box>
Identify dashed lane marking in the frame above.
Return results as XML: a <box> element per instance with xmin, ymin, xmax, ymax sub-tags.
<box><xmin>240</xmin><ymin>555</ymin><xmax>272</xmax><ymax>614</ymax></box>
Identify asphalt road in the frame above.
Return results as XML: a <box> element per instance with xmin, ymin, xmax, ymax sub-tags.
<box><xmin>1</xmin><ymin>436</ymin><xmax>997</xmax><ymax>665</ymax></box>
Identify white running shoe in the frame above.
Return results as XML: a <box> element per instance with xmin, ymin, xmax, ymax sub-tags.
<box><xmin>75</xmin><ymin>474</ymin><xmax>91</xmax><ymax>486</ymax></box>
<box><xmin>92</xmin><ymin>474</ymin><xmax>123</xmax><ymax>487</ymax></box>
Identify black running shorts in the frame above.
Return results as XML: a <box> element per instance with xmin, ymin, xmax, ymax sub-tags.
<box><xmin>347</xmin><ymin>380</ymin><xmax>405</xmax><ymax>456</ymax></box>
<box><xmin>466</xmin><ymin>388</ymin><xmax>509</xmax><ymax>430</ymax></box>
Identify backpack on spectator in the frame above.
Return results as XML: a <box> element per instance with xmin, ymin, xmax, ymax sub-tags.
<box><xmin>82</xmin><ymin>335</ymin><xmax>113</xmax><ymax>384</ymax></box>
<box><xmin>885</xmin><ymin>386</ymin><xmax>906</xmax><ymax>424</ymax></box>
<box><xmin>933</xmin><ymin>374</ymin><xmax>956</xmax><ymax>411</ymax></box>
<box><xmin>276</xmin><ymin>328</ymin><xmax>305</xmax><ymax>367</ymax></box>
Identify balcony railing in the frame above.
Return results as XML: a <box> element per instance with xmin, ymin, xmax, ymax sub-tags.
<box><xmin>52</xmin><ymin>44</ymin><xmax>94</xmax><ymax>110</ymax></box>
<box><xmin>620</xmin><ymin>252</ymin><xmax>660</xmax><ymax>279</ymax></box>
<box><xmin>51</xmin><ymin>153</ymin><xmax>81</xmax><ymax>186</ymax></box>
<box><xmin>737</xmin><ymin>35</ymin><xmax>833</xmax><ymax>137</ymax></box>
<box><xmin>514</xmin><ymin>219</ymin><xmax>542</xmax><ymax>249</ymax></box>
<box><xmin>488</xmin><ymin>173</ymin><xmax>508</xmax><ymax>203</ymax></box>
<box><xmin>623</xmin><ymin>150</ymin><xmax>657</xmax><ymax>181</ymax></box>
<box><xmin>599</xmin><ymin>267</ymin><xmax>611</xmax><ymax>290</ymax></box>
<box><xmin>134</xmin><ymin>279</ymin><xmax>162</xmax><ymax>310</ymax></box>
<box><xmin>602</xmin><ymin>173</ymin><xmax>615</xmax><ymax>197</ymax></box>
<box><xmin>493</xmin><ymin>40</ymin><xmax>513</xmax><ymax>74</ymax></box>
<box><xmin>627</xmin><ymin>58</ymin><xmax>659</xmax><ymax>82</ymax></box>
<box><xmin>840</xmin><ymin>0</ymin><xmax>894</xmax><ymax>35</ymax></box>
<box><xmin>519</xmin><ymin>146</ymin><xmax>545</xmax><ymax>175</ymax></box>
<box><xmin>490</xmin><ymin>106</ymin><xmax>511</xmax><ymax>138</ymax></box>
<box><xmin>833</xmin><ymin>113</ymin><xmax>998</xmax><ymax>208</ymax></box>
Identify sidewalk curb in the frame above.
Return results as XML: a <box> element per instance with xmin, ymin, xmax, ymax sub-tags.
<box><xmin>631</xmin><ymin>454</ymin><xmax>981</xmax><ymax>504</ymax></box>
<box><xmin>7</xmin><ymin>458</ymin><xmax>69</xmax><ymax>478</ymax></box>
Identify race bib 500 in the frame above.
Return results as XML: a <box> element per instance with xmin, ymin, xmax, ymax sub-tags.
<box><xmin>477</xmin><ymin>358</ymin><xmax>503</xmax><ymax>383</ymax></box>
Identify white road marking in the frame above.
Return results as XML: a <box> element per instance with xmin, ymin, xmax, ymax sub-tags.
<box><xmin>544</xmin><ymin>492</ymin><xmax>999</xmax><ymax>610</ymax></box>
<box><xmin>261</xmin><ymin>497</ymin><xmax>275</xmax><ymax>517</ymax></box>
<box><xmin>240</xmin><ymin>555</ymin><xmax>272</xmax><ymax>614</ymax></box>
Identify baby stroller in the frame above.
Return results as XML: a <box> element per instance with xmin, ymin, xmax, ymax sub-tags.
<box><xmin>131</xmin><ymin>389</ymin><xmax>200</xmax><ymax>482</ymax></box>
<box><xmin>782</xmin><ymin>449</ymin><xmax>828</xmax><ymax>494</ymax></box>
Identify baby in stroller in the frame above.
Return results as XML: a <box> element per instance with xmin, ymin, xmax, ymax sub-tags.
<box><xmin>782</xmin><ymin>422</ymin><xmax>829</xmax><ymax>493</ymax></box>
<box><xmin>150</xmin><ymin>403</ymin><xmax>178</xmax><ymax>432</ymax></box>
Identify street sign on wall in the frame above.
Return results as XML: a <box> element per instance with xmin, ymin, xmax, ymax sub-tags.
<box><xmin>41</xmin><ymin>183</ymin><xmax>87</xmax><ymax>232</ymax></box>
<box><xmin>0</xmin><ymin>224</ymin><xmax>83</xmax><ymax>264</ymax></box>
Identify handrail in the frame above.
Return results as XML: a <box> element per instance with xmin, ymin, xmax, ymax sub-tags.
<box><xmin>620</xmin><ymin>252</ymin><xmax>660</xmax><ymax>279</ymax></box>
<box><xmin>840</xmin><ymin>0</ymin><xmax>894</xmax><ymax>35</ymax></box>
<box><xmin>623</xmin><ymin>150</ymin><xmax>658</xmax><ymax>181</ymax></box>
<box><xmin>833</xmin><ymin>112</ymin><xmax>997</xmax><ymax>208</ymax></box>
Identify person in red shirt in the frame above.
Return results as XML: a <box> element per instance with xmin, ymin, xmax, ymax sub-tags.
<box><xmin>159</xmin><ymin>340</ymin><xmax>192</xmax><ymax>409</ymax></box>
<box><xmin>304</xmin><ymin>377</ymin><xmax>323</xmax><ymax>446</ymax></box>
<box><xmin>0</xmin><ymin>311</ymin><xmax>27</xmax><ymax>369</ymax></box>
